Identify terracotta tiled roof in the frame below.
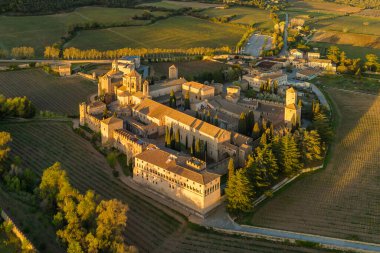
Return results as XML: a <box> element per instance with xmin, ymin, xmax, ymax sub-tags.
<box><xmin>133</xmin><ymin>99</ymin><xmax>230</xmax><ymax>141</ymax></box>
<box><xmin>125</xmin><ymin>70</ymin><xmax>141</xmax><ymax>78</ymax></box>
<box><xmin>183</xmin><ymin>81</ymin><xmax>214</xmax><ymax>91</ymax></box>
<box><xmin>135</xmin><ymin>149</ymin><xmax>220</xmax><ymax>184</ymax></box>
<box><xmin>101</xmin><ymin>116</ymin><xmax>123</xmax><ymax>125</ymax></box>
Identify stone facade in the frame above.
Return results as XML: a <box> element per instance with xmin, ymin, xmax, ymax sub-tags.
<box><xmin>284</xmin><ymin>87</ymin><xmax>301</xmax><ymax>126</ymax></box>
<box><xmin>182</xmin><ymin>81</ymin><xmax>215</xmax><ymax>103</ymax></box>
<box><xmin>134</xmin><ymin>149</ymin><xmax>221</xmax><ymax>212</ymax></box>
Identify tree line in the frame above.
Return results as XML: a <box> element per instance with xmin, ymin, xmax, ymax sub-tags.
<box><xmin>0</xmin><ymin>131</ymin><xmax>136</xmax><ymax>252</ymax></box>
<box><xmin>226</xmin><ymin>100</ymin><xmax>332</xmax><ymax>213</ymax></box>
<box><xmin>0</xmin><ymin>94</ymin><xmax>36</xmax><ymax>119</ymax></box>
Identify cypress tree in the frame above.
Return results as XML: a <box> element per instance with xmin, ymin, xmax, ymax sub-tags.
<box><xmin>300</xmin><ymin>130</ymin><xmax>323</xmax><ymax>162</ymax></box>
<box><xmin>228</xmin><ymin>158</ymin><xmax>235</xmax><ymax>181</ymax></box>
<box><xmin>213</xmin><ymin>115</ymin><xmax>219</xmax><ymax>126</ymax></box>
<box><xmin>260</xmin><ymin>132</ymin><xmax>267</xmax><ymax>146</ymax></box>
<box><xmin>195</xmin><ymin>139</ymin><xmax>201</xmax><ymax>158</ymax></box>
<box><xmin>238</xmin><ymin>112</ymin><xmax>247</xmax><ymax>135</ymax></box>
<box><xmin>184</xmin><ymin>91</ymin><xmax>190</xmax><ymax>110</ymax></box>
<box><xmin>192</xmin><ymin>136</ymin><xmax>195</xmax><ymax>155</ymax></box>
<box><xmin>252</xmin><ymin>122</ymin><xmax>261</xmax><ymax>139</ymax></box>
<box><xmin>225</xmin><ymin>169</ymin><xmax>254</xmax><ymax>213</ymax></box>
<box><xmin>313</xmin><ymin>112</ymin><xmax>333</xmax><ymax>144</ymax></box>
<box><xmin>170</xmin><ymin>125</ymin><xmax>175</xmax><ymax>149</ymax></box>
<box><xmin>185</xmin><ymin>135</ymin><xmax>188</xmax><ymax>150</ymax></box>
<box><xmin>279</xmin><ymin>134</ymin><xmax>302</xmax><ymax>176</ymax></box>
<box><xmin>175</xmin><ymin>129</ymin><xmax>180</xmax><ymax>151</ymax></box>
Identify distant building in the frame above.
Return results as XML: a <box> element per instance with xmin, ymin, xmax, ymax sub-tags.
<box><xmin>307</xmin><ymin>52</ymin><xmax>321</xmax><ymax>59</ymax></box>
<box><xmin>289</xmin><ymin>49</ymin><xmax>304</xmax><ymax>59</ymax></box>
<box><xmin>296</xmin><ymin>68</ymin><xmax>321</xmax><ymax>80</ymax></box>
<box><xmin>168</xmin><ymin>65</ymin><xmax>178</xmax><ymax>80</ymax></box>
<box><xmin>50</xmin><ymin>63</ymin><xmax>71</xmax><ymax>76</ymax></box>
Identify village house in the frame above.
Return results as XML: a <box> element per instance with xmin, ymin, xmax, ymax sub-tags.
<box><xmin>50</xmin><ymin>63</ymin><xmax>71</xmax><ymax>76</ymax></box>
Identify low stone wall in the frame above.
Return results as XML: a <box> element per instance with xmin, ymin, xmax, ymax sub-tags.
<box><xmin>77</xmin><ymin>72</ymin><xmax>96</xmax><ymax>81</ymax></box>
<box><xmin>1</xmin><ymin>209</ymin><xmax>36</xmax><ymax>252</ymax></box>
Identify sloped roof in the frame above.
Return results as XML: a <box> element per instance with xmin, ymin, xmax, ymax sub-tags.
<box><xmin>125</xmin><ymin>69</ymin><xmax>141</xmax><ymax>78</ymax></box>
<box><xmin>101</xmin><ymin>116</ymin><xmax>123</xmax><ymax>125</ymax></box>
<box><xmin>183</xmin><ymin>81</ymin><xmax>214</xmax><ymax>91</ymax></box>
<box><xmin>287</xmin><ymin>87</ymin><xmax>296</xmax><ymax>93</ymax></box>
<box><xmin>133</xmin><ymin>99</ymin><xmax>230</xmax><ymax>141</ymax></box>
<box><xmin>135</xmin><ymin>149</ymin><xmax>220</xmax><ymax>184</ymax></box>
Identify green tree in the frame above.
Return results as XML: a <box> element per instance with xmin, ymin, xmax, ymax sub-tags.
<box><xmin>327</xmin><ymin>46</ymin><xmax>340</xmax><ymax>64</ymax></box>
<box><xmin>313</xmin><ymin>112</ymin><xmax>333</xmax><ymax>144</ymax></box>
<box><xmin>238</xmin><ymin>112</ymin><xmax>247</xmax><ymax>135</ymax></box>
<box><xmin>96</xmin><ymin>199</ymin><xmax>128</xmax><ymax>252</ymax></box>
<box><xmin>228</xmin><ymin>158</ymin><xmax>235</xmax><ymax>181</ymax></box>
<box><xmin>300</xmin><ymin>130</ymin><xmax>323</xmax><ymax>162</ymax></box>
<box><xmin>279</xmin><ymin>134</ymin><xmax>302</xmax><ymax>176</ymax></box>
<box><xmin>252</xmin><ymin>122</ymin><xmax>260</xmax><ymax>139</ymax></box>
<box><xmin>184</xmin><ymin>91</ymin><xmax>190</xmax><ymax>110</ymax></box>
<box><xmin>365</xmin><ymin>53</ymin><xmax>379</xmax><ymax>72</ymax></box>
<box><xmin>169</xmin><ymin>89</ymin><xmax>176</xmax><ymax>108</ymax></box>
<box><xmin>195</xmin><ymin>139</ymin><xmax>201</xmax><ymax>158</ymax></box>
<box><xmin>175</xmin><ymin>129</ymin><xmax>181</xmax><ymax>151</ymax></box>
<box><xmin>225</xmin><ymin>169</ymin><xmax>254</xmax><ymax>213</ymax></box>
<box><xmin>0</xmin><ymin>131</ymin><xmax>12</xmax><ymax>163</ymax></box>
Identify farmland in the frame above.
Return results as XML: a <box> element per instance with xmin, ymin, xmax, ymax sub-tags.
<box><xmin>240</xmin><ymin>88</ymin><xmax>380</xmax><ymax>244</ymax></box>
<box><xmin>200</xmin><ymin>7</ymin><xmax>272</xmax><ymax>30</ymax></box>
<box><xmin>65</xmin><ymin>16</ymin><xmax>246</xmax><ymax>51</ymax></box>
<box><xmin>149</xmin><ymin>60</ymin><xmax>227</xmax><ymax>79</ymax></box>
<box><xmin>312</xmin><ymin>74</ymin><xmax>380</xmax><ymax>94</ymax></box>
<box><xmin>0</xmin><ymin>120</ymin><xmax>344</xmax><ymax>253</ymax></box>
<box><xmin>138</xmin><ymin>0</ymin><xmax>222</xmax><ymax>10</ymax></box>
<box><xmin>0</xmin><ymin>69</ymin><xmax>96</xmax><ymax>116</ymax></box>
<box><xmin>0</xmin><ymin>7</ymin><xmax>167</xmax><ymax>56</ymax></box>
<box><xmin>309</xmin><ymin>42</ymin><xmax>380</xmax><ymax>60</ymax></box>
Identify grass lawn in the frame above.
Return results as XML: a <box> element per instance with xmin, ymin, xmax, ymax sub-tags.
<box><xmin>311</xmin><ymin>74</ymin><xmax>380</xmax><ymax>94</ymax></box>
<box><xmin>0</xmin><ymin>7</ymin><xmax>165</xmax><ymax>56</ymax></box>
<box><xmin>138</xmin><ymin>0</ymin><xmax>222</xmax><ymax>10</ymax></box>
<box><xmin>0</xmin><ymin>69</ymin><xmax>96</xmax><ymax>116</ymax></box>
<box><xmin>200</xmin><ymin>7</ymin><xmax>272</xmax><ymax>30</ymax></box>
<box><xmin>65</xmin><ymin>16</ymin><xmax>246</xmax><ymax>50</ymax></box>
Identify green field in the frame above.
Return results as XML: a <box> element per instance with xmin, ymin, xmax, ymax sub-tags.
<box><xmin>314</xmin><ymin>15</ymin><xmax>380</xmax><ymax>36</ymax></box>
<box><xmin>309</xmin><ymin>42</ymin><xmax>380</xmax><ymax>60</ymax></box>
<box><xmin>200</xmin><ymin>7</ymin><xmax>272</xmax><ymax>30</ymax></box>
<box><xmin>0</xmin><ymin>69</ymin><xmax>96</xmax><ymax>116</ymax></box>
<box><xmin>138</xmin><ymin>0</ymin><xmax>222</xmax><ymax>10</ymax></box>
<box><xmin>149</xmin><ymin>60</ymin><xmax>227</xmax><ymax>79</ymax></box>
<box><xmin>312</xmin><ymin>74</ymin><xmax>380</xmax><ymax>94</ymax></box>
<box><xmin>65</xmin><ymin>16</ymin><xmax>246</xmax><ymax>50</ymax></box>
<box><xmin>0</xmin><ymin>7</ymin><xmax>166</xmax><ymax>55</ymax></box>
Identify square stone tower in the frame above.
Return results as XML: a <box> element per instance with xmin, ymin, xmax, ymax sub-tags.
<box><xmin>169</xmin><ymin>65</ymin><xmax>178</xmax><ymax>80</ymax></box>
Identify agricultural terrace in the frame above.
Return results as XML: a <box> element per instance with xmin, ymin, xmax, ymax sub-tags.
<box><xmin>0</xmin><ymin>69</ymin><xmax>96</xmax><ymax>116</ymax></box>
<box><xmin>65</xmin><ymin>16</ymin><xmax>246</xmax><ymax>51</ymax></box>
<box><xmin>149</xmin><ymin>60</ymin><xmax>227</xmax><ymax>79</ymax></box>
<box><xmin>200</xmin><ymin>7</ymin><xmax>272</xmax><ymax>30</ymax></box>
<box><xmin>240</xmin><ymin>88</ymin><xmax>380</xmax><ymax>244</ymax></box>
<box><xmin>0</xmin><ymin>120</ymin><xmax>344</xmax><ymax>253</ymax></box>
<box><xmin>0</xmin><ymin>7</ymin><xmax>167</xmax><ymax>55</ymax></box>
<box><xmin>138</xmin><ymin>0</ymin><xmax>222</xmax><ymax>10</ymax></box>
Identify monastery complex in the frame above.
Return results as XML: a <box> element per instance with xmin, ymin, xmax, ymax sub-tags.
<box><xmin>79</xmin><ymin>58</ymin><xmax>302</xmax><ymax>214</ymax></box>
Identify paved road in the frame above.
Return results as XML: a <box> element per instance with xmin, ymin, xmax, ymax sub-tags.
<box><xmin>202</xmin><ymin>204</ymin><xmax>380</xmax><ymax>253</ymax></box>
<box><xmin>279</xmin><ymin>13</ymin><xmax>289</xmax><ymax>57</ymax></box>
<box><xmin>243</xmin><ymin>34</ymin><xmax>272</xmax><ymax>57</ymax></box>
